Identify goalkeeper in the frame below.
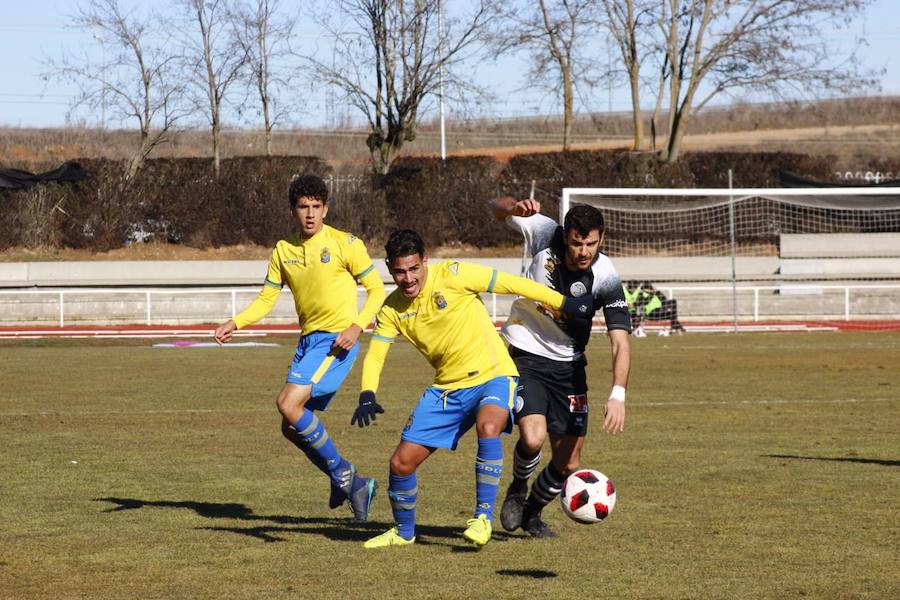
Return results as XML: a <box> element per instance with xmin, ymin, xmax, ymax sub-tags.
<box><xmin>491</xmin><ymin>196</ymin><xmax>631</xmax><ymax>538</ymax></box>
<box><xmin>214</xmin><ymin>174</ymin><xmax>384</xmax><ymax>522</ymax></box>
<box><xmin>354</xmin><ymin>229</ymin><xmax>594</xmax><ymax>549</ymax></box>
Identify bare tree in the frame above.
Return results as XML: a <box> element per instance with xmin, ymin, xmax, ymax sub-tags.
<box><xmin>307</xmin><ymin>0</ymin><xmax>491</xmax><ymax>174</ymax></box>
<box><xmin>230</xmin><ymin>0</ymin><xmax>299</xmax><ymax>156</ymax></box>
<box><xmin>490</xmin><ymin>0</ymin><xmax>601</xmax><ymax>151</ymax></box>
<box><xmin>47</xmin><ymin>0</ymin><xmax>183</xmax><ymax>179</ymax></box>
<box><xmin>177</xmin><ymin>0</ymin><xmax>247</xmax><ymax>176</ymax></box>
<box><xmin>651</xmin><ymin>0</ymin><xmax>878</xmax><ymax>163</ymax></box>
<box><xmin>603</xmin><ymin>0</ymin><xmax>656</xmax><ymax>150</ymax></box>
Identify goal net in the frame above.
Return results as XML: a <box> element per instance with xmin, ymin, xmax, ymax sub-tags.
<box><xmin>561</xmin><ymin>187</ymin><xmax>900</xmax><ymax>258</ymax></box>
<box><xmin>560</xmin><ymin>187</ymin><xmax>900</xmax><ymax>332</ymax></box>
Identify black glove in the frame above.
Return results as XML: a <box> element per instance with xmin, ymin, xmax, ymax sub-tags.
<box><xmin>561</xmin><ymin>294</ymin><xmax>595</xmax><ymax>317</ymax></box>
<box><xmin>351</xmin><ymin>390</ymin><xmax>384</xmax><ymax>427</ymax></box>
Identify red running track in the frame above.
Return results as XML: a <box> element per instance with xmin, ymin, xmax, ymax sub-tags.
<box><xmin>2</xmin><ymin>320</ymin><xmax>899</xmax><ymax>338</ymax></box>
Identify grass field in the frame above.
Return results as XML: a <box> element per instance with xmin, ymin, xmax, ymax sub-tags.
<box><xmin>1</xmin><ymin>332</ymin><xmax>898</xmax><ymax>599</ymax></box>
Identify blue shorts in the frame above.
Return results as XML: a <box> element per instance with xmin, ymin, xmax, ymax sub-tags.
<box><xmin>285</xmin><ymin>331</ymin><xmax>358</xmax><ymax>411</ymax></box>
<box><xmin>401</xmin><ymin>376</ymin><xmax>518</xmax><ymax>451</ymax></box>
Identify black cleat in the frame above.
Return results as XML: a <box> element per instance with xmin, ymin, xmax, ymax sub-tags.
<box><xmin>500</xmin><ymin>490</ymin><xmax>527</xmax><ymax>532</ymax></box>
<box><xmin>349</xmin><ymin>475</ymin><xmax>377</xmax><ymax>523</ymax></box>
<box><xmin>522</xmin><ymin>513</ymin><xmax>558</xmax><ymax>538</ymax></box>
<box><xmin>328</xmin><ymin>464</ymin><xmax>356</xmax><ymax>509</ymax></box>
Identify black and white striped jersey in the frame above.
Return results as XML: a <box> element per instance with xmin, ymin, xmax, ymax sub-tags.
<box><xmin>501</xmin><ymin>213</ymin><xmax>631</xmax><ymax>361</ymax></box>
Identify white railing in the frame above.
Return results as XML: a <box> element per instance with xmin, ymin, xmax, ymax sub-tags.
<box><xmin>1</xmin><ymin>283</ymin><xmax>899</xmax><ymax>328</ymax></box>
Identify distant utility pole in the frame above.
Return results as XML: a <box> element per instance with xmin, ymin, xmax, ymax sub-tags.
<box><xmin>438</xmin><ymin>0</ymin><xmax>447</xmax><ymax>160</ymax></box>
<box><xmin>606</xmin><ymin>33</ymin><xmax>612</xmax><ymax>114</ymax></box>
<box><xmin>93</xmin><ymin>34</ymin><xmax>107</xmax><ymax>128</ymax></box>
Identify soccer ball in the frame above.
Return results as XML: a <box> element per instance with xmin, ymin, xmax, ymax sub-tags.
<box><xmin>560</xmin><ymin>469</ymin><xmax>616</xmax><ymax>524</ymax></box>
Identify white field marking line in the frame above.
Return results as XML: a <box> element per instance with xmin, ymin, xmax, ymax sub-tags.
<box><xmin>0</xmin><ymin>397</ymin><xmax>893</xmax><ymax>418</ymax></box>
<box><xmin>0</xmin><ymin>407</ymin><xmax>271</xmax><ymax>417</ymax></box>
<box><xmin>645</xmin><ymin>341</ymin><xmax>900</xmax><ymax>351</ymax></box>
<box><xmin>637</xmin><ymin>397</ymin><xmax>894</xmax><ymax>408</ymax></box>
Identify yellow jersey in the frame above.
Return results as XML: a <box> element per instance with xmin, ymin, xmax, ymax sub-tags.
<box><xmin>361</xmin><ymin>260</ymin><xmax>566</xmax><ymax>391</ymax></box>
<box><xmin>234</xmin><ymin>224</ymin><xmax>385</xmax><ymax>333</ymax></box>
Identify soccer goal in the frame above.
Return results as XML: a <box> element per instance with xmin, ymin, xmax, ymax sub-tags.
<box><xmin>560</xmin><ymin>186</ymin><xmax>900</xmax><ymax>331</ymax></box>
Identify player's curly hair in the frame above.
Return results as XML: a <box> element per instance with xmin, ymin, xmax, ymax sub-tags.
<box><xmin>564</xmin><ymin>204</ymin><xmax>605</xmax><ymax>237</ymax></box>
<box><xmin>288</xmin><ymin>174</ymin><xmax>329</xmax><ymax>208</ymax></box>
<box><xmin>384</xmin><ymin>229</ymin><xmax>425</xmax><ymax>262</ymax></box>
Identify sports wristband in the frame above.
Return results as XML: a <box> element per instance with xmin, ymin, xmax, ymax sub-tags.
<box><xmin>609</xmin><ymin>385</ymin><xmax>626</xmax><ymax>402</ymax></box>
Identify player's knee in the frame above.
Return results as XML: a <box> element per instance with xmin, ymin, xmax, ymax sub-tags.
<box><xmin>476</xmin><ymin>420</ymin><xmax>504</xmax><ymax>438</ymax></box>
<box><xmin>389</xmin><ymin>453</ymin><xmax>415</xmax><ymax>476</ymax></box>
<box><xmin>275</xmin><ymin>386</ymin><xmax>309</xmax><ymax>419</ymax></box>
<box><xmin>519</xmin><ymin>430</ymin><xmax>546</xmax><ymax>454</ymax></box>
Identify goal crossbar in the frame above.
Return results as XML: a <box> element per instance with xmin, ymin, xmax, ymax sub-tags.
<box><xmin>561</xmin><ymin>187</ymin><xmax>900</xmax><ymax>221</ymax></box>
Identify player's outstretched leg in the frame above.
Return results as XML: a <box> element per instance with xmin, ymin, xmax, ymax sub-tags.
<box><xmin>365</xmin><ymin>472</ymin><xmax>417</xmax><ymax>548</ymax></box>
<box><xmin>500</xmin><ymin>440</ymin><xmax>542</xmax><ymax>531</ymax></box>
<box><xmin>465</xmin><ymin>437</ymin><xmax>503</xmax><ymax>547</ymax></box>
<box><xmin>520</xmin><ymin>462</ymin><xmax>564</xmax><ymax>538</ymax></box>
<box><xmin>291</xmin><ymin>409</ymin><xmax>376</xmax><ymax>520</ymax></box>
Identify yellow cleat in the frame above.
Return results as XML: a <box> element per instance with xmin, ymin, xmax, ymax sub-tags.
<box><xmin>463</xmin><ymin>514</ymin><xmax>492</xmax><ymax>547</ymax></box>
<box><xmin>363</xmin><ymin>527</ymin><xmax>415</xmax><ymax>549</ymax></box>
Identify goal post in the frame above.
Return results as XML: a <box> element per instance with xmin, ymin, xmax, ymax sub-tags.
<box><xmin>559</xmin><ymin>186</ymin><xmax>900</xmax><ymax>331</ymax></box>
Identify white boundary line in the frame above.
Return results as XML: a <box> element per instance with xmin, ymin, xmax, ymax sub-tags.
<box><xmin>0</xmin><ymin>396</ymin><xmax>892</xmax><ymax>418</ymax></box>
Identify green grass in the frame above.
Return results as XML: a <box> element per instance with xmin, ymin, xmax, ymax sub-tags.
<box><xmin>2</xmin><ymin>333</ymin><xmax>899</xmax><ymax>599</ymax></box>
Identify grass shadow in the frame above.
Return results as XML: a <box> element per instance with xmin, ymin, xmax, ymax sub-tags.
<box><xmin>764</xmin><ymin>454</ymin><xmax>900</xmax><ymax>467</ymax></box>
<box><xmin>93</xmin><ymin>497</ymin><xmax>521</xmax><ymax>547</ymax></box>
<box><xmin>496</xmin><ymin>569</ymin><xmax>558</xmax><ymax>579</ymax></box>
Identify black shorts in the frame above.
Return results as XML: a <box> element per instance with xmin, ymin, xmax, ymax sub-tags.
<box><xmin>509</xmin><ymin>346</ymin><xmax>589</xmax><ymax>437</ymax></box>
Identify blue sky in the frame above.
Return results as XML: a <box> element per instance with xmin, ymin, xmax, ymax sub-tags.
<box><xmin>0</xmin><ymin>0</ymin><xmax>897</xmax><ymax>129</ymax></box>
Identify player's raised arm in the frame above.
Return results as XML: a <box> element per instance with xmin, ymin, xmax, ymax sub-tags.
<box><xmin>477</xmin><ymin>265</ymin><xmax>594</xmax><ymax>317</ymax></box>
<box><xmin>490</xmin><ymin>196</ymin><xmax>541</xmax><ymax>220</ymax></box>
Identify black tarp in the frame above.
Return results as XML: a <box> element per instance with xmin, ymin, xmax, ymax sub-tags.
<box><xmin>0</xmin><ymin>161</ymin><xmax>86</xmax><ymax>190</ymax></box>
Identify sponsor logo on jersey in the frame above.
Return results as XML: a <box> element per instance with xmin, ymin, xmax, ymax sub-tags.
<box><xmin>570</xmin><ymin>281</ymin><xmax>588</xmax><ymax>297</ymax></box>
<box><xmin>283</xmin><ymin>259</ymin><xmax>301</xmax><ymax>264</ymax></box>
<box><xmin>432</xmin><ymin>291</ymin><xmax>448</xmax><ymax>309</ymax></box>
<box><xmin>348</xmin><ymin>234</ymin><xmax>357</xmax><ymax>244</ymax></box>
<box><xmin>605</xmin><ymin>299</ymin><xmax>628</xmax><ymax>309</ymax></box>
<box><xmin>320</xmin><ymin>247</ymin><xmax>331</xmax><ymax>263</ymax></box>
<box><xmin>398</xmin><ymin>311</ymin><xmax>417</xmax><ymax>320</ymax></box>
<box><xmin>568</xmin><ymin>393</ymin><xmax>588</xmax><ymax>413</ymax></box>
<box><xmin>448</xmin><ymin>262</ymin><xmax>460</xmax><ymax>275</ymax></box>
<box><xmin>544</xmin><ymin>257</ymin><xmax>557</xmax><ymax>274</ymax></box>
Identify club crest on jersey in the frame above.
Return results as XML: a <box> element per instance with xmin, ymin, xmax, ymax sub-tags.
<box><xmin>320</xmin><ymin>247</ymin><xmax>331</xmax><ymax>263</ymax></box>
<box><xmin>570</xmin><ymin>281</ymin><xmax>588</xmax><ymax>297</ymax></box>
<box><xmin>432</xmin><ymin>291</ymin><xmax>448</xmax><ymax>309</ymax></box>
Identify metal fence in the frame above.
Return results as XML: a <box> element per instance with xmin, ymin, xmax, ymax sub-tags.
<box><xmin>1</xmin><ymin>284</ymin><xmax>899</xmax><ymax>328</ymax></box>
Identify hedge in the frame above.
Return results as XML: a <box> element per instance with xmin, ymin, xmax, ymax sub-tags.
<box><xmin>0</xmin><ymin>150</ymin><xmax>843</xmax><ymax>253</ymax></box>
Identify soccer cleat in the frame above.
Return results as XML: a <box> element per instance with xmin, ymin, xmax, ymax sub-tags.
<box><xmin>328</xmin><ymin>464</ymin><xmax>356</xmax><ymax>509</ymax></box>
<box><xmin>522</xmin><ymin>513</ymin><xmax>558</xmax><ymax>538</ymax></box>
<box><xmin>500</xmin><ymin>490</ymin><xmax>527</xmax><ymax>532</ymax></box>
<box><xmin>348</xmin><ymin>475</ymin><xmax>377</xmax><ymax>522</ymax></box>
<box><xmin>463</xmin><ymin>514</ymin><xmax>492</xmax><ymax>547</ymax></box>
<box><xmin>363</xmin><ymin>527</ymin><xmax>415</xmax><ymax>549</ymax></box>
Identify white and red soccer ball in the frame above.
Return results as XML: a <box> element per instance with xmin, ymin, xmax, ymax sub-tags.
<box><xmin>560</xmin><ymin>469</ymin><xmax>616</xmax><ymax>524</ymax></box>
